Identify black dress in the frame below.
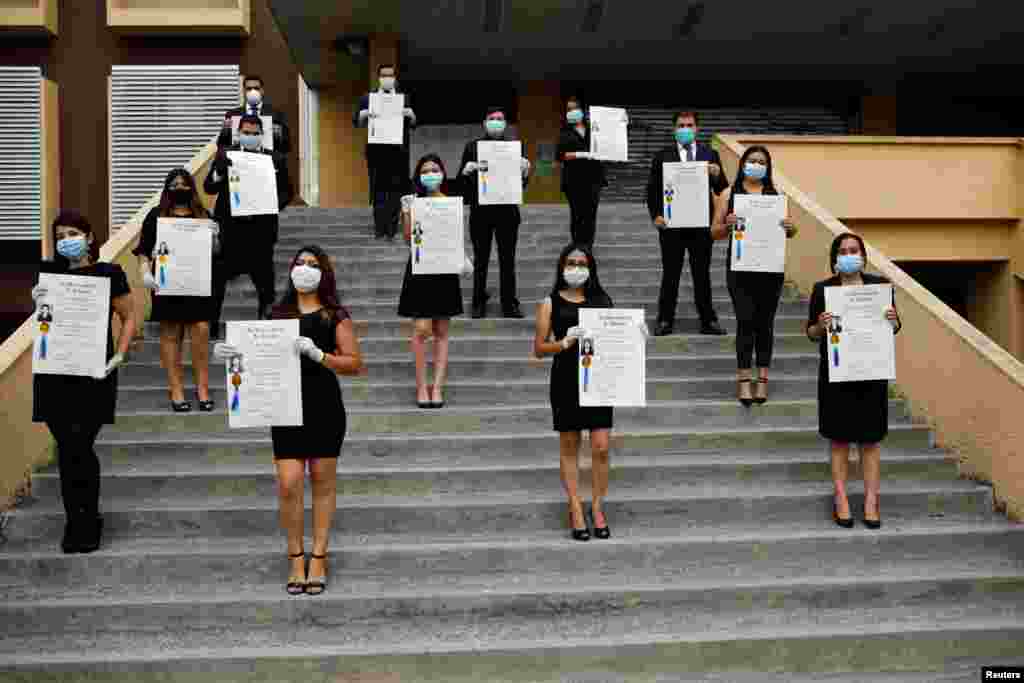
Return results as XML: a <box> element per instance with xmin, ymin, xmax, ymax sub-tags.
<box><xmin>270</xmin><ymin>308</ymin><xmax>348</xmax><ymax>459</ymax></box>
<box><xmin>132</xmin><ymin>207</ymin><xmax>222</xmax><ymax>323</ymax></box>
<box><xmin>549</xmin><ymin>291</ymin><xmax>615</xmax><ymax>433</ymax></box>
<box><xmin>807</xmin><ymin>274</ymin><xmax>901</xmax><ymax>444</ymax></box>
<box><xmin>32</xmin><ymin>262</ymin><xmax>131</xmax><ymax>426</ymax></box>
<box><xmin>396</xmin><ymin>194</ymin><xmax>464</xmax><ymax>319</ymax></box>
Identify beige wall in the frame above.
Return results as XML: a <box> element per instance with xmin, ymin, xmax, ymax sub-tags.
<box><xmin>717</xmin><ymin>134</ymin><xmax>1024</xmax><ymax>522</ymax></box>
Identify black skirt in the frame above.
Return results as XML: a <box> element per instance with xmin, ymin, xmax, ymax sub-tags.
<box><xmin>397</xmin><ymin>257</ymin><xmax>464</xmax><ymax>319</ymax></box>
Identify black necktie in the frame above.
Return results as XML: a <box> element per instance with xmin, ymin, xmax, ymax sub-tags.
<box><xmin>685</xmin><ymin>144</ymin><xmax>693</xmax><ymax>162</ymax></box>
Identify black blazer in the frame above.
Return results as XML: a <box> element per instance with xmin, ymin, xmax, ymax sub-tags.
<box><xmin>645</xmin><ymin>143</ymin><xmax>729</xmax><ymax>223</ymax></box>
<box><xmin>556</xmin><ymin>125</ymin><xmax>607</xmax><ymax>194</ymax></box>
<box><xmin>456</xmin><ymin>136</ymin><xmax>530</xmax><ymax>210</ymax></box>
<box><xmin>221</xmin><ymin>102</ymin><xmax>290</xmax><ymax>155</ymax></box>
<box><xmin>203</xmin><ymin>146</ymin><xmax>293</xmax><ymax>243</ymax></box>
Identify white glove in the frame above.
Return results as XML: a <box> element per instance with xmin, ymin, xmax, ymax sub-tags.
<box><xmin>400</xmin><ymin>194</ymin><xmax>416</xmax><ymax>213</ymax></box>
<box><xmin>462</xmin><ymin>161</ymin><xmax>478</xmax><ymax>176</ymax></box>
<box><xmin>31</xmin><ymin>284</ymin><xmax>47</xmax><ymax>304</ymax></box>
<box><xmin>461</xmin><ymin>251</ymin><xmax>474</xmax><ymax>278</ymax></box>
<box><xmin>520</xmin><ymin>158</ymin><xmax>531</xmax><ymax>175</ymax></box>
<box><xmin>574</xmin><ymin>151</ymin><xmax>592</xmax><ymax>160</ymax></box>
<box><xmin>637</xmin><ymin>321</ymin><xmax>651</xmax><ymax>340</ymax></box>
<box><xmin>566</xmin><ymin>326</ymin><xmax>589</xmax><ymax>339</ymax></box>
<box><xmin>213</xmin><ymin>342</ymin><xmax>241</xmax><ymax>361</ymax></box>
<box><xmin>94</xmin><ymin>352</ymin><xmax>124</xmax><ymax>380</ymax></box>
<box><xmin>402</xmin><ymin>107</ymin><xmax>415</xmax><ymax>119</ymax></box>
<box><xmin>295</xmin><ymin>336</ymin><xmax>325</xmax><ymax>364</ymax></box>
<box><xmin>141</xmin><ymin>267</ymin><xmax>159</xmax><ymax>291</ymax></box>
<box><xmin>358</xmin><ymin>109</ymin><xmax>370</xmax><ymax>121</ymax></box>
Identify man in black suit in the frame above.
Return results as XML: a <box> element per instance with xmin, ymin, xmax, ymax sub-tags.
<box><xmin>205</xmin><ymin>115</ymin><xmax>294</xmax><ymax>325</ymax></box>
<box><xmin>353</xmin><ymin>64</ymin><xmax>417</xmax><ymax>240</ymax></box>
<box><xmin>456</xmin><ymin>106</ymin><xmax>531</xmax><ymax>319</ymax></box>
<box><xmin>221</xmin><ymin>74</ymin><xmax>290</xmax><ymax>155</ymax></box>
<box><xmin>646</xmin><ymin>110</ymin><xmax>729</xmax><ymax>336</ymax></box>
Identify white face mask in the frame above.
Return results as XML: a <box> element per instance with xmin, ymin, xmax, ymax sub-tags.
<box><xmin>380</xmin><ymin>77</ymin><xmax>396</xmax><ymax>92</ymax></box>
<box><xmin>290</xmin><ymin>264</ymin><xmax>321</xmax><ymax>293</ymax></box>
<box><xmin>245</xmin><ymin>89</ymin><xmax>262</xmax><ymax>107</ymax></box>
<box><xmin>563</xmin><ymin>267</ymin><xmax>590</xmax><ymax>287</ymax></box>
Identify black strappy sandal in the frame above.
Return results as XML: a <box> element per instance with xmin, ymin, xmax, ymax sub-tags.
<box><xmin>286</xmin><ymin>551</ymin><xmax>306</xmax><ymax>595</ymax></box>
<box><xmin>306</xmin><ymin>553</ymin><xmax>328</xmax><ymax>595</ymax></box>
<box><xmin>171</xmin><ymin>400</ymin><xmax>192</xmax><ymax>413</ymax></box>
<box><xmin>195</xmin><ymin>392</ymin><xmax>215</xmax><ymax>412</ymax></box>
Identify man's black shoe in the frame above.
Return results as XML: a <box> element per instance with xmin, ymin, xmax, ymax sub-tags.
<box><xmin>503</xmin><ymin>303</ymin><xmax>524</xmax><ymax>319</ymax></box>
<box><xmin>700</xmin><ymin>320</ymin><xmax>727</xmax><ymax>335</ymax></box>
<box><xmin>374</xmin><ymin>233</ymin><xmax>386</xmax><ymax>240</ymax></box>
<box><xmin>654</xmin><ymin>321</ymin><xmax>674</xmax><ymax>337</ymax></box>
<box><xmin>472</xmin><ymin>303</ymin><xmax>486</xmax><ymax>319</ymax></box>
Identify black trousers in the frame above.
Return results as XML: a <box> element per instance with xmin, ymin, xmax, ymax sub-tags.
<box><xmin>45</xmin><ymin>420</ymin><xmax>103</xmax><ymax>520</ymax></box>
<box><xmin>727</xmin><ymin>271</ymin><xmax>785</xmax><ymax>369</ymax></box>
<box><xmin>373</xmin><ymin>188</ymin><xmax>402</xmax><ymax>238</ymax></box>
<box><xmin>657</xmin><ymin>228</ymin><xmax>718</xmax><ymax>326</ymax></box>
<box><xmin>565</xmin><ymin>186</ymin><xmax>601</xmax><ymax>246</ymax></box>
<box><xmin>211</xmin><ymin>238</ymin><xmax>277</xmax><ymax>327</ymax></box>
<box><xmin>470</xmin><ymin>206</ymin><xmax>519</xmax><ymax>309</ymax></box>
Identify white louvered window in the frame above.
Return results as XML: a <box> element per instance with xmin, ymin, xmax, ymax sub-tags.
<box><xmin>0</xmin><ymin>67</ymin><xmax>42</xmax><ymax>240</ymax></box>
<box><xmin>109</xmin><ymin>64</ymin><xmax>241</xmax><ymax>230</ymax></box>
<box><xmin>298</xmin><ymin>73</ymin><xmax>320</xmax><ymax>206</ymax></box>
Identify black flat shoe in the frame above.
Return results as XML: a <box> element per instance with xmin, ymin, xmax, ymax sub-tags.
<box><xmin>503</xmin><ymin>304</ymin><xmax>524</xmax><ymax>319</ymax></box>
<box><xmin>195</xmin><ymin>393</ymin><xmax>215</xmax><ymax>412</ymax></box>
<box><xmin>61</xmin><ymin>519</ymin><xmax>82</xmax><ymax>554</ymax></box>
<box><xmin>737</xmin><ymin>379</ymin><xmax>754</xmax><ymax>408</ymax></box>
<box><xmin>171</xmin><ymin>400</ymin><xmax>192</xmax><ymax>413</ymax></box>
<box><xmin>833</xmin><ymin>502</ymin><xmax>854</xmax><ymax>528</ymax></box>
<box><xmin>700</xmin><ymin>321</ymin><xmax>727</xmax><ymax>335</ymax></box>
<box><xmin>588</xmin><ymin>508</ymin><xmax>610</xmax><ymax>539</ymax></box>
<box><xmin>654</xmin><ymin>321</ymin><xmax>673</xmax><ymax>337</ymax></box>
<box><xmin>76</xmin><ymin>515</ymin><xmax>103</xmax><ymax>554</ymax></box>
<box><xmin>471</xmin><ymin>304</ymin><xmax>486</xmax><ymax>319</ymax></box>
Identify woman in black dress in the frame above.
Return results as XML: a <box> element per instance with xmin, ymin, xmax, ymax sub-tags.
<box><xmin>533</xmin><ymin>243</ymin><xmax>648</xmax><ymax>541</ymax></box>
<box><xmin>31</xmin><ymin>210</ymin><xmax>136</xmax><ymax>553</ymax></box>
<box><xmin>134</xmin><ymin>168</ymin><xmax>223</xmax><ymax>412</ymax></box>
<box><xmin>711</xmin><ymin>145</ymin><xmax>797</xmax><ymax>405</ymax></box>
<box><xmin>556</xmin><ymin>96</ymin><xmax>608</xmax><ymax>247</ymax></box>
<box><xmin>806</xmin><ymin>233</ymin><xmax>901</xmax><ymax>529</ymax></box>
<box><xmin>214</xmin><ymin>245</ymin><xmax>363</xmax><ymax>595</ymax></box>
<box><xmin>398</xmin><ymin>153</ymin><xmax>464</xmax><ymax>408</ymax></box>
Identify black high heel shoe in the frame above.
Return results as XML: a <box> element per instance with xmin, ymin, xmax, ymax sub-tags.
<box><xmin>754</xmin><ymin>377</ymin><xmax>769</xmax><ymax>405</ymax></box>
<box><xmin>862</xmin><ymin>498</ymin><xmax>882</xmax><ymax>529</ymax></box>
<box><xmin>567</xmin><ymin>499</ymin><xmax>590</xmax><ymax>542</ymax></box>
<box><xmin>588</xmin><ymin>505</ymin><xmax>611</xmax><ymax>540</ymax></box>
<box><xmin>195</xmin><ymin>392</ymin><xmax>215</xmax><ymax>412</ymax></box>
<box><xmin>833</xmin><ymin>501</ymin><xmax>854</xmax><ymax>529</ymax></box>
<box><xmin>171</xmin><ymin>400</ymin><xmax>192</xmax><ymax>413</ymax></box>
<box><xmin>737</xmin><ymin>379</ymin><xmax>754</xmax><ymax>407</ymax></box>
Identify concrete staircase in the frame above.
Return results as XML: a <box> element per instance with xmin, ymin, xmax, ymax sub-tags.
<box><xmin>2</xmin><ymin>205</ymin><xmax>1023</xmax><ymax>681</ymax></box>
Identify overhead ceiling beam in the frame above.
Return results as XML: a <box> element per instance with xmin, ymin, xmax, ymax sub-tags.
<box><xmin>580</xmin><ymin>0</ymin><xmax>606</xmax><ymax>33</ymax></box>
<box><xmin>673</xmin><ymin>1</ymin><xmax>705</xmax><ymax>40</ymax></box>
<box><xmin>482</xmin><ymin>0</ymin><xmax>503</xmax><ymax>33</ymax></box>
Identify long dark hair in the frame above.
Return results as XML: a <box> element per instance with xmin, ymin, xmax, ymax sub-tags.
<box><xmin>829</xmin><ymin>232</ymin><xmax>868</xmax><ymax>274</ymax></box>
<box><xmin>412</xmin><ymin>153</ymin><xmax>451</xmax><ymax>197</ymax></box>
<box><xmin>732</xmin><ymin>145</ymin><xmax>777</xmax><ymax>194</ymax></box>
<box><xmin>158</xmin><ymin>168</ymin><xmax>206</xmax><ymax>218</ymax></box>
<box><xmin>273</xmin><ymin>244</ymin><xmax>351</xmax><ymax>323</ymax></box>
<box><xmin>50</xmin><ymin>210</ymin><xmax>100</xmax><ymax>267</ymax></box>
<box><xmin>549</xmin><ymin>242</ymin><xmax>612</xmax><ymax>306</ymax></box>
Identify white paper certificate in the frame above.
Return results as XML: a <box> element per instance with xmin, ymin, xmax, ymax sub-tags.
<box><xmin>730</xmin><ymin>194</ymin><xmax>788</xmax><ymax>273</ymax></box>
<box><xmin>225</xmin><ymin>320</ymin><xmax>303</xmax><ymax>428</ymax></box>
<box><xmin>230</xmin><ymin>115</ymin><xmax>274</xmax><ymax>151</ymax></box>
<box><xmin>588</xmin><ymin>106</ymin><xmax>629</xmax><ymax>162</ymax></box>
<box><xmin>477</xmin><ymin>140</ymin><xmax>523</xmax><ymax>206</ymax></box>
<box><xmin>663</xmin><ymin>162</ymin><xmax>710</xmax><ymax>228</ymax></box>
<box><xmin>154</xmin><ymin>218</ymin><xmax>213</xmax><ymax>297</ymax></box>
<box><xmin>824</xmin><ymin>284</ymin><xmax>896</xmax><ymax>383</ymax></box>
<box><xmin>32</xmin><ymin>272</ymin><xmax>110</xmax><ymax>378</ymax></box>
<box><xmin>411</xmin><ymin>197</ymin><xmax>464</xmax><ymax>275</ymax></box>
<box><xmin>368</xmin><ymin>93</ymin><xmax>405</xmax><ymax>145</ymax></box>
<box><xmin>226</xmin><ymin>151</ymin><xmax>279</xmax><ymax>217</ymax></box>
<box><xmin>577</xmin><ymin>308</ymin><xmax>647</xmax><ymax>407</ymax></box>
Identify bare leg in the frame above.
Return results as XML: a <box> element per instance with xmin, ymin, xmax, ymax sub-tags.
<box><xmin>830</xmin><ymin>441</ymin><xmax>852</xmax><ymax>518</ymax></box>
<box><xmin>431</xmin><ymin>319</ymin><xmax>451</xmax><ymax>403</ymax></box>
<box><xmin>189</xmin><ymin>322</ymin><xmax>211</xmax><ymax>402</ymax></box>
<box><xmin>411</xmin><ymin>319</ymin><xmax>431</xmax><ymax>404</ymax></box>
<box><xmin>559</xmin><ymin>431</ymin><xmax>585</xmax><ymax>529</ymax></box>
<box><xmin>308</xmin><ymin>457</ymin><xmax>339</xmax><ymax>581</ymax></box>
<box><xmin>590</xmin><ymin>429</ymin><xmax>611</xmax><ymax>528</ymax></box>
<box><xmin>160</xmin><ymin>322</ymin><xmax>186</xmax><ymax>403</ymax></box>
<box><xmin>275</xmin><ymin>459</ymin><xmax>306</xmax><ymax>582</ymax></box>
<box><xmin>860</xmin><ymin>442</ymin><xmax>882</xmax><ymax>521</ymax></box>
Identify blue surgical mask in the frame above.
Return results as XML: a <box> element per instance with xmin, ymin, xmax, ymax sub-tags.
<box><xmin>57</xmin><ymin>237</ymin><xmax>88</xmax><ymax>260</ymax></box>
<box><xmin>485</xmin><ymin>119</ymin><xmax>506</xmax><ymax>136</ymax></box>
<box><xmin>239</xmin><ymin>134</ymin><xmax>262</xmax><ymax>151</ymax></box>
<box><xmin>420</xmin><ymin>173</ymin><xmax>443</xmax><ymax>191</ymax></box>
<box><xmin>744</xmin><ymin>162</ymin><xmax>767</xmax><ymax>181</ymax></box>
<box><xmin>675</xmin><ymin>127</ymin><xmax>696</xmax><ymax>145</ymax></box>
<box><xmin>836</xmin><ymin>254</ymin><xmax>864</xmax><ymax>274</ymax></box>
<box><xmin>245</xmin><ymin>89</ymin><xmax>262</xmax><ymax>107</ymax></box>
<box><xmin>567</xmin><ymin>109</ymin><xmax>584</xmax><ymax>125</ymax></box>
